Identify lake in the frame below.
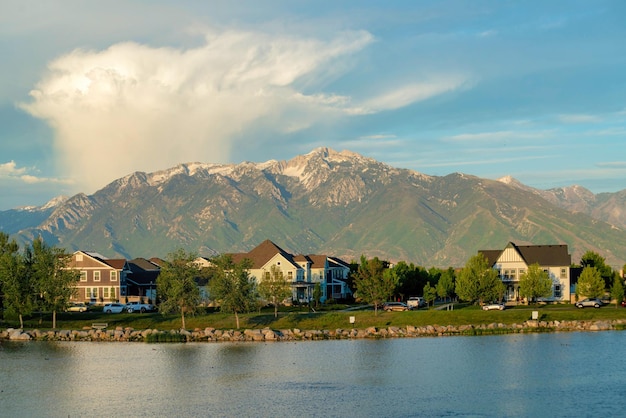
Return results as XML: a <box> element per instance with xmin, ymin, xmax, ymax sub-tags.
<box><xmin>2</xmin><ymin>331</ymin><xmax>626</xmax><ymax>417</ymax></box>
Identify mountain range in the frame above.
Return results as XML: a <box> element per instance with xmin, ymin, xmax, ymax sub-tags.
<box><xmin>2</xmin><ymin>148</ymin><xmax>625</xmax><ymax>268</ymax></box>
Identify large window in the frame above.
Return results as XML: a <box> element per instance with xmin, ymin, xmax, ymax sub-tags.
<box><xmin>86</xmin><ymin>288</ymin><xmax>98</xmax><ymax>299</ymax></box>
<box><xmin>554</xmin><ymin>284</ymin><xmax>561</xmax><ymax>298</ymax></box>
<box><xmin>110</xmin><ymin>271</ymin><xmax>117</xmax><ymax>281</ymax></box>
<box><xmin>94</xmin><ymin>271</ymin><xmax>101</xmax><ymax>282</ymax></box>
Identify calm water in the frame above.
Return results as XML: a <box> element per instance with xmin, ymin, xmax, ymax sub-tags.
<box><xmin>2</xmin><ymin>331</ymin><xmax>626</xmax><ymax>417</ymax></box>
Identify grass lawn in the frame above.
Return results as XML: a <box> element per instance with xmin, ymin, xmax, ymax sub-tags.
<box><xmin>4</xmin><ymin>303</ymin><xmax>626</xmax><ymax>332</ymax></box>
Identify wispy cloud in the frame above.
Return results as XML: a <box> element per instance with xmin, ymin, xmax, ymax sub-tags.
<box><xmin>0</xmin><ymin>161</ymin><xmax>71</xmax><ymax>184</ymax></box>
<box><xmin>442</xmin><ymin>130</ymin><xmax>555</xmax><ymax>143</ymax></box>
<box><xmin>557</xmin><ymin>113</ymin><xmax>602</xmax><ymax>124</ymax></box>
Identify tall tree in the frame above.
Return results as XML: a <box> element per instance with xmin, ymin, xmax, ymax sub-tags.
<box><xmin>209</xmin><ymin>255</ymin><xmax>256</xmax><ymax>329</ymax></box>
<box><xmin>580</xmin><ymin>251</ymin><xmax>613</xmax><ymax>290</ymax></box>
<box><xmin>436</xmin><ymin>268</ymin><xmax>456</xmax><ymax>302</ymax></box>
<box><xmin>576</xmin><ymin>266</ymin><xmax>605</xmax><ymax>299</ymax></box>
<box><xmin>0</xmin><ymin>233</ymin><xmax>31</xmax><ymax>326</ymax></box>
<box><xmin>312</xmin><ymin>282</ymin><xmax>323</xmax><ymax>309</ymax></box>
<box><xmin>27</xmin><ymin>239</ymin><xmax>79</xmax><ymax>329</ymax></box>
<box><xmin>518</xmin><ymin>263</ymin><xmax>553</xmax><ymax>304</ymax></box>
<box><xmin>610</xmin><ymin>272</ymin><xmax>624</xmax><ymax>308</ymax></box>
<box><xmin>157</xmin><ymin>248</ymin><xmax>202</xmax><ymax>329</ymax></box>
<box><xmin>456</xmin><ymin>254</ymin><xmax>504</xmax><ymax>305</ymax></box>
<box><xmin>353</xmin><ymin>256</ymin><xmax>396</xmax><ymax>315</ymax></box>
<box><xmin>258</xmin><ymin>264</ymin><xmax>292</xmax><ymax>318</ymax></box>
<box><xmin>423</xmin><ymin>281</ymin><xmax>437</xmax><ymax>308</ymax></box>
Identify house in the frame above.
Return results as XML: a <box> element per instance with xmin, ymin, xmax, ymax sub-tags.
<box><xmin>67</xmin><ymin>251</ymin><xmax>131</xmax><ymax>305</ymax></box>
<box><xmin>479</xmin><ymin>242</ymin><xmax>572</xmax><ymax>303</ymax></box>
<box><xmin>226</xmin><ymin>240</ymin><xmax>352</xmax><ymax>303</ymax></box>
<box><xmin>126</xmin><ymin>258</ymin><xmax>161</xmax><ymax>304</ymax></box>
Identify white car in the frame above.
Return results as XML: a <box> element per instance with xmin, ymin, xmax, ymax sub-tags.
<box><xmin>66</xmin><ymin>302</ymin><xmax>88</xmax><ymax>312</ymax></box>
<box><xmin>102</xmin><ymin>303</ymin><xmax>126</xmax><ymax>313</ymax></box>
<box><xmin>482</xmin><ymin>302</ymin><xmax>505</xmax><ymax>311</ymax></box>
<box><xmin>407</xmin><ymin>297</ymin><xmax>426</xmax><ymax>309</ymax></box>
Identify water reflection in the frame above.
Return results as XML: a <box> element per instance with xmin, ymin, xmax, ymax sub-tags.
<box><xmin>2</xmin><ymin>332</ymin><xmax>626</xmax><ymax>417</ymax></box>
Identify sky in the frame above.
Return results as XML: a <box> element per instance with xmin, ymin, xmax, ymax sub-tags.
<box><xmin>1</xmin><ymin>1</ymin><xmax>625</xmax><ymax>210</ymax></box>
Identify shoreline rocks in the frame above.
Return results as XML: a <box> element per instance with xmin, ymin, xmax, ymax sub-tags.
<box><xmin>2</xmin><ymin>319</ymin><xmax>626</xmax><ymax>343</ymax></box>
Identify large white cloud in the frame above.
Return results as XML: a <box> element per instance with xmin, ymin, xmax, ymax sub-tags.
<box><xmin>20</xmin><ymin>29</ymin><xmax>375</xmax><ymax>192</ymax></box>
<box><xmin>20</xmin><ymin>28</ymin><xmax>465</xmax><ymax>193</ymax></box>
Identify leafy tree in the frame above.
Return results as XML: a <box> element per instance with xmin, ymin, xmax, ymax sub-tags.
<box><xmin>312</xmin><ymin>282</ymin><xmax>323</xmax><ymax>309</ymax></box>
<box><xmin>518</xmin><ymin>263</ymin><xmax>553</xmax><ymax>304</ymax></box>
<box><xmin>27</xmin><ymin>239</ymin><xmax>79</xmax><ymax>329</ymax></box>
<box><xmin>456</xmin><ymin>254</ymin><xmax>504</xmax><ymax>305</ymax></box>
<box><xmin>423</xmin><ymin>281</ymin><xmax>437</xmax><ymax>308</ymax></box>
<box><xmin>157</xmin><ymin>248</ymin><xmax>202</xmax><ymax>329</ymax></box>
<box><xmin>258</xmin><ymin>264</ymin><xmax>292</xmax><ymax>318</ymax></box>
<box><xmin>209</xmin><ymin>255</ymin><xmax>256</xmax><ymax>329</ymax></box>
<box><xmin>576</xmin><ymin>266</ymin><xmax>605</xmax><ymax>299</ymax></box>
<box><xmin>353</xmin><ymin>256</ymin><xmax>396</xmax><ymax>315</ymax></box>
<box><xmin>436</xmin><ymin>268</ymin><xmax>456</xmax><ymax>302</ymax></box>
<box><xmin>610</xmin><ymin>272</ymin><xmax>624</xmax><ymax>308</ymax></box>
<box><xmin>0</xmin><ymin>233</ymin><xmax>32</xmax><ymax>327</ymax></box>
<box><xmin>580</xmin><ymin>251</ymin><xmax>613</xmax><ymax>290</ymax></box>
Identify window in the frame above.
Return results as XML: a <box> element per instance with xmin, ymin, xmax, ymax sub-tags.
<box><xmin>111</xmin><ymin>271</ymin><xmax>117</xmax><ymax>281</ymax></box>
<box><xmin>554</xmin><ymin>285</ymin><xmax>561</xmax><ymax>298</ymax></box>
<box><xmin>560</xmin><ymin>268</ymin><xmax>567</xmax><ymax>279</ymax></box>
<box><xmin>86</xmin><ymin>288</ymin><xmax>98</xmax><ymax>299</ymax></box>
<box><xmin>80</xmin><ymin>271</ymin><xmax>87</xmax><ymax>282</ymax></box>
<box><xmin>287</xmin><ymin>271</ymin><xmax>293</xmax><ymax>281</ymax></box>
<box><xmin>265</xmin><ymin>272</ymin><xmax>270</xmax><ymax>280</ymax></box>
<box><xmin>76</xmin><ymin>254</ymin><xmax>83</xmax><ymax>262</ymax></box>
<box><xmin>103</xmin><ymin>287</ymin><xmax>109</xmax><ymax>299</ymax></box>
<box><xmin>110</xmin><ymin>288</ymin><xmax>116</xmax><ymax>300</ymax></box>
<box><xmin>94</xmin><ymin>271</ymin><xmax>101</xmax><ymax>282</ymax></box>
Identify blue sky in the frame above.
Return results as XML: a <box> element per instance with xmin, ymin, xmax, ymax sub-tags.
<box><xmin>1</xmin><ymin>1</ymin><xmax>625</xmax><ymax>210</ymax></box>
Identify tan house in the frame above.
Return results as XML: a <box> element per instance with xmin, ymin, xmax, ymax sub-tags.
<box><xmin>67</xmin><ymin>251</ymin><xmax>130</xmax><ymax>305</ymax></box>
<box><xmin>479</xmin><ymin>242</ymin><xmax>572</xmax><ymax>303</ymax></box>
<box><xmin>228</xmin><ymin>240</ymin><xmax>352</xmax><ymax>303</ymax></box>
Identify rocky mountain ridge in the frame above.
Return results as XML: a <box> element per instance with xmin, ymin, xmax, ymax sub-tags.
<box><xmin>2</xmin><ymin>147</ymin><xmax>626</xmax><ymax>267</ymax></box>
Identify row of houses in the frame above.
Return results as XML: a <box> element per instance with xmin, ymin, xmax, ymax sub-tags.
<box><xmin>68</xmin><ymin>239</ymin><xmax>585</xmax><ymax>306</ymax></box>
<box><xmin>68</xmin><ymin>240</ymin><xmax>353</xmax><ymax>305</ymax></box>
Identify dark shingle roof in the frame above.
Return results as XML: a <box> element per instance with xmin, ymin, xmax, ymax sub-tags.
<box><xmin>479</xmin><ymin>242</ymin><xmax>571</xmax><ymax>267</ymax></box>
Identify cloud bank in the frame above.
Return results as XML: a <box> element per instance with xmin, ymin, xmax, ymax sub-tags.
<box><xmin>20</xmin><ymin>28</ymin><xmax>465</xmax><ymax>193</ymax></box>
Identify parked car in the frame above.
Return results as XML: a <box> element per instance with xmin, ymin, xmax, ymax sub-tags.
<box><xmin>575</xmin><ymin>298</ymin><xmax>603</xmax><ymax>308</ymax></box>
<box><xmin>66</xmin><ymin>302</ymin><xmax>88</xmax><ymax>313</ymax></box>
<box><xmin>102</xmin><ymin>303</ymin><xmax>126</xmax><ymax>313</ymax></box>
<box><xmin>383</xmin><ymin>302</ymin><xmax>410</xmax><ymax>312</ymax></box>
<box><xmin>125</xmin><ymin>301</ymin><xmax>155</xmax><ymax>313</ymax></box>
<box><xmin>482</xmin><ymin>302</ymin><xmax>505</xmax><ymax>311</ymax></box>
<box><xmin>407</xmin><ymin>297</ymin><xmax>426</xmax><ymax>309</ymax></box>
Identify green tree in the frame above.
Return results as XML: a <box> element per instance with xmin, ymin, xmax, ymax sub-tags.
<box><xmin>610</xmin><ymin>272</ymin><xmax>624</xmax><ymax>308</ymax></box>
<box><xmin>580</xmin><ymin>251</ymin><xmax>613</xmax><ymax>290</ymax></box>
<box><xmin>518</xmin><ymin>263</ymin><xmax>553</xmax><ymax>304</ymax></box>
<box><xmin>353</xmin><ymin>256</ymin><xmax>396</xmax><ymax>315</ymax></box>
<box><xmin>258</xmin><ymin>264</ymin><xmax>292</xmax><ymax>318</ymax></box>
<box><xmin>312</xmin><ymin>282</ymin><xmax>323</xmax><ymax>309</ymax></box>
<box><xmin>157</xmin><ymin>248</ymin><xmax>202</xmax><ymax>329</ymax></box>
<box><xmin>456</xmin><ymin>254</ymin><xmax>504</xmax><ymax>305</ymax></box>
<box><xmin>0</xmin><ymin>233</ymin><xmax>34</xmax><ymax>327</ymax></box>
<box><xmin>436</xmin><ymin>268</ymin><xmax>456</xmax><ymax>302</ymax></box>
<box><xmin>27</xmin><ymin>239</ymin><xmax>79</xmax><ymax>329</ymax></box>
<box><xmin>576</xmin><ymin>266</ymin><xmax>605</xmax><ymax>299</ymax></box>
<box><xmin>423</xmin><ymin>281</ymin><xmax>437</xmax><ymax>308</ymax></box>
<box><xmin>209</xmin><ymin>255</ymin><xmax>257</xmax><ymax>329</ymax></box>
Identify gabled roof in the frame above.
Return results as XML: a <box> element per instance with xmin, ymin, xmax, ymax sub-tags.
<box><xmin>306</xmin><ymin>254</ymin><xmax>328</xmax><ymax>269</ymax></box>
<box><xmin>480</xmin><ymin>242</ymin><xmax>571</xmax><ymax>267</ymax></box>
<box><xmin>128</xmin><ymin>258</ymin><xmax>160</xmax><ymax>272</ymax></box>
<box><xmin>232</xmin><ymin>239</ymin><xmax>300</xmax><ymax>269</ymax></box>
<box><xmin>102</xmin><ymin>259</ymin><xmax>128</xmax><ymax>270</ymax></box>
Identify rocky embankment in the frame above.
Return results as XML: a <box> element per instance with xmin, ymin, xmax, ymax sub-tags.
<box><xmin>3</xmin><ymin>319</ymin><xmax>626</xmax><ymax>342</ymax></box>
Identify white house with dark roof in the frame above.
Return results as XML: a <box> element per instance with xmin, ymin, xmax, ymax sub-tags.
<box><xmin>228</xmin><ymin>240</ymin><xmax>352</xmax><ymax>303</ymax></box>
<box><xmin>479</xmin><ymin>242</ymin><xmax>572</xmax><ymax>303</ymax></box>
